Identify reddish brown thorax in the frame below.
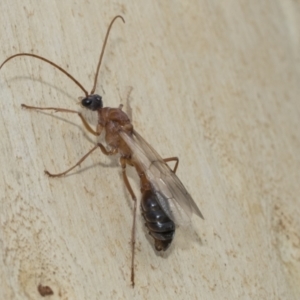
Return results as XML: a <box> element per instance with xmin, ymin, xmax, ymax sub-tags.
<box><xmin>98</xmin><ymin>107</ymin><xmax>133</xmax><ymax>158</ymax></box>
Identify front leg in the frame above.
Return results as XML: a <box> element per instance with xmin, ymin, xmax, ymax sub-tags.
<box><xmin>21</xmin><ymin>104</ymin><xmax>101</xmax><ymax>136</ymax></box>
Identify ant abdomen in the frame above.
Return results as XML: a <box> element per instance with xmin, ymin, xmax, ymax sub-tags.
<box><xmin>141</xmin><ymin>190</ymin><xmax>175</xmax><ymax>251</ymax></box>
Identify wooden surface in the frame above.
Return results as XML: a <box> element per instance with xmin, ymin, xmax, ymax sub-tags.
<box><xmin>1</xmin><ymin>1</ymin><xmax>300</xmax><ymax>299</ymax></box>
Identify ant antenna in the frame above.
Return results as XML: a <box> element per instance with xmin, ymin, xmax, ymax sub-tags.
<box><xmin>0</xmin><ymin>15</ymin><xmax>125</xmax><ymax>97</ymax></box>
<box><xmin>90</xmin><ymin>15</ymin><xmax>125</xmax><ymax>94</ymax></box>
<box><xmin>0</xmin><ymin>53</ymin><xmax>89</xmax><ymax>97</ymax></box>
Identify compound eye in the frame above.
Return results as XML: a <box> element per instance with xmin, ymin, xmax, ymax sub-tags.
<box><xmin>82</xmin><ymin>98</ymin><xmax>92</xmax><ymax>107</ymax></box>
<box><xmin>81</xmin><ymin>95</ymin><xmax>102</xmax><ymax>111</ymax></box>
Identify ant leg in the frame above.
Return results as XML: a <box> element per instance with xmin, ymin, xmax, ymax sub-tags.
<box><xmin>120</xmin><ymin>157</ymin><xmax>137</xmax><ymax>288</ymax></box>
<box><xmin>163</xmin><ymin>157</ymin><xmax>179</xmax><ymax>173</ymax></box>
<box><xmin>21</xmin><ymin>104</ymin><xmax>100</xmax><ymax>136</ymax></box>
<box><xmin>46</xmin><ymin>143</ymin><xmax>117</xmax><ymax>177</ymax></box>
<box><xmin>117</xmin><ymin>86</ymin><xmax>133</xmax><ymax>120</ymax></box>
<box><xmin>124</xmin><ymin>86</ymin><xmax>133</xmax><ymax>121</ymax></box>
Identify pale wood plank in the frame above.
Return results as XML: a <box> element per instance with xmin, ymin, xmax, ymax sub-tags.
<box><xmin>0</xmin><ymin>1</ymin><xmax>299</xmax><ymax>299</ymax></box>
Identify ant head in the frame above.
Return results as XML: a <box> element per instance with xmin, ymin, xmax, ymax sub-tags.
<box><xmin>81</xmin><ymin>94</ymin><xmax>103</xmax><ymax>111</ymax></box>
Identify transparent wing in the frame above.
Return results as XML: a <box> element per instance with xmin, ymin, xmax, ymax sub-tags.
<box><xmin>119</xmin><ymin>130</ymin><xmax>204</xmax><ymax>226</ymax></box>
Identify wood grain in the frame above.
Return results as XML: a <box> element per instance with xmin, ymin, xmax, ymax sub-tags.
<box><xmin>0</xmin><ymin>1</ymin><xmax>299</xmax><ymax>299</ymax></box>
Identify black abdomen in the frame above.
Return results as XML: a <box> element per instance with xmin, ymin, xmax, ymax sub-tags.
<box><xmin>141</xmin><ymin>190</ymin><xmax>175</xmax><ymax>251</ymax></box>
